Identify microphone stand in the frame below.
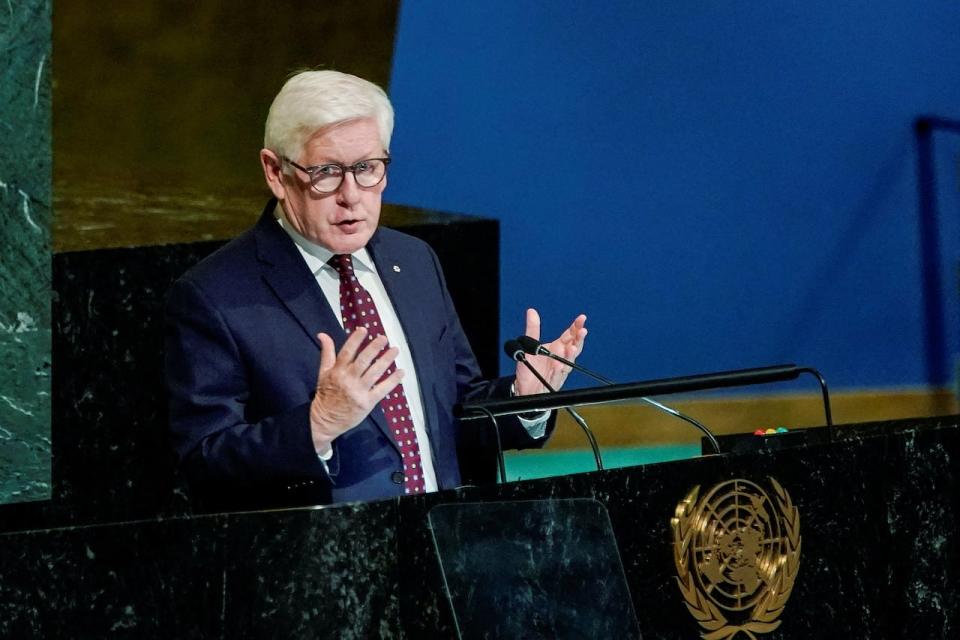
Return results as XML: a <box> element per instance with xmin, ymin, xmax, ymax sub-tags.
<box><xmin>473</xmin><ymin>406</ymin><xmax>507</xmax><ymax>484</ymax></box>
<box><xmin>518</xmin><ymin>337</ymin><xmax>722</xmax><ymax>454</ymax></box>
<box><xmin>513</xmin><ymin>353</ymin><xmax>604</xmax><ymax>471</ymax></box>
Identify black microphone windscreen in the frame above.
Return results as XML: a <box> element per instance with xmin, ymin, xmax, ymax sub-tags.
<box><xmin>516</xmin><ymin>335</ymin><xmax>542</xmax><ymax>355</ymax></box>
<box><xmin>503</xmin><ymin>339</ymin><xmax>524</xmax><ymax>361</ymax></box>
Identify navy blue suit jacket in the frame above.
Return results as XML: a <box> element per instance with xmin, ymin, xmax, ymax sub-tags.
<box><xmin>165</xmin><ymin>200</ymin><xmax>547</xmax><ymax>509</ymax></box>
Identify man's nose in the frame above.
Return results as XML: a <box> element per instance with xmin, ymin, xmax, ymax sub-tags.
<box><xmin>335</xmin><ymin>172</ymin><xmax>362</xmax><ymax>206</ymax></box>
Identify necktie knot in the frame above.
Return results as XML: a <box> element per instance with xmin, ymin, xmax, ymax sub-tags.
<box><xmin>329</xmin><ymin>254</ymin><xmax>355</xmax><ymax>278</ymax></box>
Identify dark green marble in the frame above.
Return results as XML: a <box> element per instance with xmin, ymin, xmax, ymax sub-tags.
<box><xmin>0</xmin><ymin>1</ymin><xmax>51</xmax><ymax>504</ymax></box>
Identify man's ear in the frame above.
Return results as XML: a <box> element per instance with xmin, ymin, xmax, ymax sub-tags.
<box><xmin>260</xmin><ymin>149</ymin><xmax>286</xmax><ymax>200</ymax></box>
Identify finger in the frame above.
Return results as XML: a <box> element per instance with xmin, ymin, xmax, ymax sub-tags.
<box><xmin>568</xmin><ymin>320</ymin><xmax>588</xmax><ymax>352</ymax></box>
<box><xmin>559</xmin><ymin>314</ymin><xmax>587</xmax><ymax>343</ymax></box>
<box><xmin>556</xmin><ymin>314</ymin><xmax>588</xmax><ymax>354</ymax></box>
<box><xmin>317</xmin><ymin>333</ymin><xmax>336</xmax><ymax>380</ymax></box>
<box><xmin>573</xmin><ymin>313</ymin><xmax>587</xmax><ymax>335</ymax></box>
<box><xmin>369</xmin><ymin>367</ymin><xmax>405</xmax><ymax>400</ymax></box>
<box><xmin>559</xmin><ymin>328</ymin><xmax>588</xmax><ymax>361</ymax></box>
<box><xmin>356</xmin><ymin>332</ymin><xmax>389</xmax><ymax>355</ymax></box>
<box><xmin>337</xmin><ymin>326</ymin><xmax>369</xmax><ymax>363</ymax></box>
<box><xmin>575</xmin><ymin>327</ymin><xmax>588</xmax><ymax>351</ymax></box>
<box><xmin>360</xmin><ymin>345</ymin><xmax>400</xmax><ymax>385</ymax></box>
<box><xmin>524</xmin><ymin>307</ymin><xmax>541</xmax><ymax>341</ymax></box>
<box><xmin>350</xmin><ymin>334</ymin><xmax>389</xmax><ymax>372</ymax></box>
<box><xmin>549</xmin><ymin>332</ymin><xmax>577</xmax><ymax>360</ymax></box>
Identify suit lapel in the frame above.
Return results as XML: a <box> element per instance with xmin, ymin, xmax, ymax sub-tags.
<box><xmin>254</xmin><ymin>202</ymin><xmax>344</xmax><ymax>349</ymax></box>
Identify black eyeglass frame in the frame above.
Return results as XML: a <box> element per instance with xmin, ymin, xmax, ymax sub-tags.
<box><xmin>283</xmin><ymin>156</ymin><xmax>392</xmax><ymax>193</ymax></box>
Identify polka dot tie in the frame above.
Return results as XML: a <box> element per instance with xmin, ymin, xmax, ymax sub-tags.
<box><xmin>329</xmin><ymin>254</ymin><xmax>426</xmax><ymax>495</ymax></box>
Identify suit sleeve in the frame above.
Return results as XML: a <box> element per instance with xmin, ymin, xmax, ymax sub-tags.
<box><xmin>164</xmin><ymin>276</ymin><xmax>331</xmax><ymax>499</ymax></box>
<box><xmin>425</xmin><ymin>247</ymin><xmax>556</xmax><ymax>451</ymax></box>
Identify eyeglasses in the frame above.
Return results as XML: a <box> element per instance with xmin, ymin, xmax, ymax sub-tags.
<box><xmin>283</xmin><ymin>156</ymin><xmax>391</xmax><ymax>193</ymax></box>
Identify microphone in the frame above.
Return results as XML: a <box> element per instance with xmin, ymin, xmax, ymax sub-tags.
<box><xmin>512</xmin><ymin>336</ymin><xmax>721</xmax><ymax>454</ymax></box>
<box><xmin>517</xmin><ymin>335</ymin><xmax>615</xmax><ymax>384</ymax></box>
<box><xmin>505</xmin><ymin>339</ymin><xmax>526</xmax><ymax>363</ymax></box>
<box><xmin>503</xmin><ymin>340</ymin><xmax>604</xmax><ymax>471</ymax></box>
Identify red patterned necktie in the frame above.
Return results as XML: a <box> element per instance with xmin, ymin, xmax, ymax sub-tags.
<box><xmin>329</xmin><ymin>254</ymin><xmax>426</xmax><ymax>495</ymax></box>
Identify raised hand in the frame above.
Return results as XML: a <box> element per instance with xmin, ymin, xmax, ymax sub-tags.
<box><xmin>310</xmin><ymin>327</ymin><xmax>404</xmax><ymax>453</ymax></box>
<box><xmin>514</xmin><ymin>308</ymin><xmax>587</xmax><ymax>396</ymax></box>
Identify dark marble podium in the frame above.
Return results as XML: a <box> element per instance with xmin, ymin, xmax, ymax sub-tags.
<box><xmin>1</xmin><ymin>415</ymin><xmax>957</xmax><ymax>639</ymax></box>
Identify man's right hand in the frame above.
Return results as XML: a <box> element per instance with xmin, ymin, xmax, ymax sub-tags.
<box><xmin>310</xmin><ymin>327</ymin><xmax>404</xmax><ymax>454</ymax></box>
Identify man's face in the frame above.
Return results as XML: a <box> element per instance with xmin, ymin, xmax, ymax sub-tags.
<box><xmin>269</xmin><ymin>118</ymin><xmax>386</xmax><ymax>254</ymax></box>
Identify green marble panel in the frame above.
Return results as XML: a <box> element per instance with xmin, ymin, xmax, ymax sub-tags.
<box><xmin>0</xmin><ymin>0</ymin><xmax>52</xmax><ymax>504</ymax></box>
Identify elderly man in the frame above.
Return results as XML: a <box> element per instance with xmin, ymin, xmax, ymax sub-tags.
<box><xmin>165</xmin><ymin>70</ymin><xmax>587</xmax><ymax>509</ymax></box>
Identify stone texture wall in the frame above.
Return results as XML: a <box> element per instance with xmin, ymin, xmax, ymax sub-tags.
<box><xmin>0</xmin><ymin>0</ymin><xmax>52</xmax><ymax>504</ymax></box>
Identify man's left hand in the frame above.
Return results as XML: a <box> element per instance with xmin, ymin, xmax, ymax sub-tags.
<box><xmin>514</xmin><ymin>308</ymin><xmax>588</xmax><ymax>396</ymax></box>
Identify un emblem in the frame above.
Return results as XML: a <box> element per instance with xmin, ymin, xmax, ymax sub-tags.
<box><xmin>671</xmin><ymin>478</ymin><xmax>801</xmax><ymax>639</ymax></box>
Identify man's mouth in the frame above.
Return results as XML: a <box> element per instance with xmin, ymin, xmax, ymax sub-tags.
<box><xmin>335</xmin><ymin>219</ymin><xmax>362</xmax><ymax>232</ymax></box>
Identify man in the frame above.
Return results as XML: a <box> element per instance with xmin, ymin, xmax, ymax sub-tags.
<box><xmin>165</xmin><ymin>70</ymin><xmax>587</xmax><ymax>509</ymax></box>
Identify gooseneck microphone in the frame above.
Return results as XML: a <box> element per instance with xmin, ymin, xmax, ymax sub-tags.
<box><xmin>516</xmin><ymin>335</ymin><xmax>616</xmax><ymax>384</ymax></box>
<box><xmin>504</xmin><ymin>340</ymin><xmax>604</xmax><ymax>471</ymax></box>
<box><xmin>512</xmin><ymin>335</ymin><xmax>722</xmax><ymax>454</ymax></box>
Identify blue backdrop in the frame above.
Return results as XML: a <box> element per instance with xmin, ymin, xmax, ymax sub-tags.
<box><xmin>385</xmin><ymin>1</ymin><xmax>960</xmax><ymax>390</ymax></box>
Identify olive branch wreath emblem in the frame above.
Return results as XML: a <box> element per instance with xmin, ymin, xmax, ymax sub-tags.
<box><xmin>671</xmin><ymin>477</ymin><xmax>801</xmax><ymax>640</ymax></box>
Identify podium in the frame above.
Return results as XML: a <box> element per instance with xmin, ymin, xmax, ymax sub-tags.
<box><xmin>0</xmin><ymin>415</ymin><xmax>957</xmax><ymax>638</ymax></box>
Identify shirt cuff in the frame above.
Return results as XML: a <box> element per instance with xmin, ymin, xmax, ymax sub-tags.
<box><xmin>511</xmin><ymin>382</ymin><xmax>549</xmax><ymax>439</ymax></box>
<box><xmin>317</xmin><ymin>445</ymin><xmax>334</xmax><ymax>473</ymax></box>
<box><xmin>518</xmin><ymin>411</ymin><xmax>550</xmax><ymax>439</ymax></box>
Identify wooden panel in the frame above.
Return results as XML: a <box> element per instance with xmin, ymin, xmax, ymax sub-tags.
<box><xmin>546</xmin><ymin>388</ymin><xmax>959</xmax><ymax>448</ymax></box>
<box><xmin>53</xmin><ymin>1</ymin><xmax>401</xmax><ymax>251</ymax></box>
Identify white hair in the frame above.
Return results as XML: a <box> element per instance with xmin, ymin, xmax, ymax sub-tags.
<box><xmin>263</xmin><ymin>70</ymin><xmax>394</xmax><ymax>162</ymax></box>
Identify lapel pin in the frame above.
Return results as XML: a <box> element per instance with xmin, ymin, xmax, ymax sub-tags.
<box><xmin>393</xmin><ymin>265</ymin><xmax>401</xmax><ymax>272</ymax></box>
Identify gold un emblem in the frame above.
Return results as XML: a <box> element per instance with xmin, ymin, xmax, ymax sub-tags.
<box><xmin>671</xmin><ymin>477</ymin><xmax>801</xmax><ymax>640</ymax></box>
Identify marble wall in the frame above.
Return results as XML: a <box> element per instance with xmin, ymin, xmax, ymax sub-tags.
<box><xmin>0</xmin><ymin>0</ymin><xmax>51</xmax><ymax>504</ymax></box>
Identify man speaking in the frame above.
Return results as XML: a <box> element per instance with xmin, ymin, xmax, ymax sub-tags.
<box><xmin>165</xmin><ymin>70</ymin><xmax>587</xmax><ymax>509</ymax></box>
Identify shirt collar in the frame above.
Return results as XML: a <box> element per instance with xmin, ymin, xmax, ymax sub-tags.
<box><xmin>275</xmin><ymin>203</ymin><xmax>375</xmax><ymax>275</ymax></box>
